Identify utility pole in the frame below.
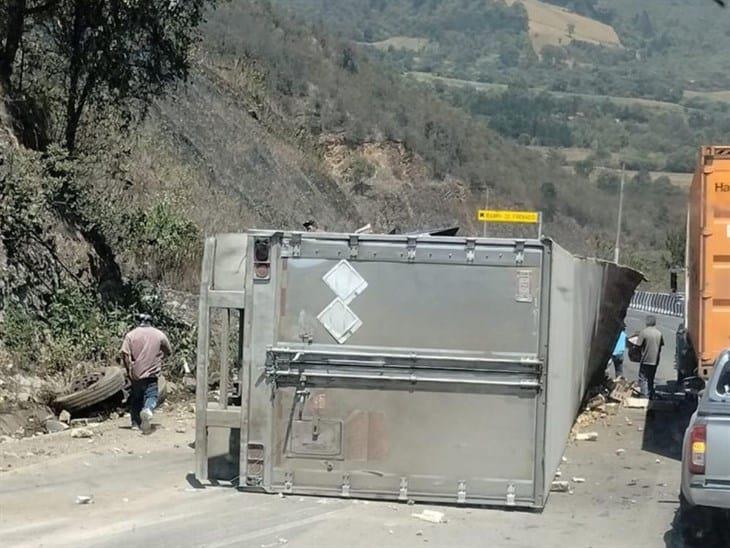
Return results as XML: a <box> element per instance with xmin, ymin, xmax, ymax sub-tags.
<box><xmin>483</xmin><ymin>187</ymin><xmax>489</xmax><ymax>237</ymax></box>
<box><xmin>614</xmin><ymin>163</ymin><xmax>625</xmax><ymax>264</ymax></box>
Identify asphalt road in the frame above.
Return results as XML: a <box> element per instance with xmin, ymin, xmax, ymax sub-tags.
<box><xmin>0</xmin><ymin>311</ymin><xmax>703</xmax><ymax>548</ymax></box>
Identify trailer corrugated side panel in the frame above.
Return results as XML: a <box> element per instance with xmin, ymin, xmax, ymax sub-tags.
<box><xmin>543</xmin><ymin>244</ymin><xmax>640</xmax><ymax>503</ymax></box>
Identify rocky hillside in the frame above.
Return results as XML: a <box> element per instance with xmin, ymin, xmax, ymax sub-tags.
<box><xmin>132</xmin><ymin>1</ymin><xmax>679</xmax><ymax>261</ymax></box>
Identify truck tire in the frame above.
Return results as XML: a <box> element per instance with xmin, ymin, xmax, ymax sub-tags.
<box><xmin>679</xmin><ymin>493</ymin><xmax>714</xmax><ymax>545</ymax></box>
<box><xmin>54</xmin><ymin>367</ymin><xmax>126</xmax><ymax>413</ymax></box>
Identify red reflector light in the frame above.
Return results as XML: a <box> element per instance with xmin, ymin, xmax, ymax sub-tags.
<box><xmin>689</xmin><ymin>424</ymin><xmax>706</xmax><ymax>475</ymax></box>
<box><xmin>254</xmin><ymin>263</ymin><xmax>270</xmax><ymax>279</ymax></box>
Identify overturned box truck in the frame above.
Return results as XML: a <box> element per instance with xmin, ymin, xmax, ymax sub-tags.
<box><xmin>194</xmin><ymin>231</ymin><xmax>641</xmax><ymax>508</ymax></box>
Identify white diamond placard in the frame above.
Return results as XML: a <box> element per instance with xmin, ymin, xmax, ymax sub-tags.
<box><xmin>317</xmin><ymin>298</ymin><xmax>362</xmax><ymax>344</ymax></box>
<box><xmin>322</xmin><ymin>260</ymin><xmax>368</xmax><ymax>304</ymax></box>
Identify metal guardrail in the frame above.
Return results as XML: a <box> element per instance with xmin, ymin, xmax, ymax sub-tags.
<box><xmin>630</xmin><ymin>291</ymin><xmax>684</xmax><ymax>318</ymax></box>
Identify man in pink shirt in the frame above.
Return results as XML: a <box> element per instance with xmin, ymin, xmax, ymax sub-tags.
<box><xmin>120</xmin><ymin>314</ymin><xmax>172</xmax><ymax>433</ymax></box>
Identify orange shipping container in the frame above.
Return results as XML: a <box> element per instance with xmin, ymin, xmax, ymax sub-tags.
<box><xmin>688</xmin><ymin>146</ymin><xmax>730</xmax><ymax>379</ymax></box>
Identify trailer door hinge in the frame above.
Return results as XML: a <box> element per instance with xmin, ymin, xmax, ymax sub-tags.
<box><xmin>341</xmin><ymin>473</ymin><xmax>351</xmax><ymax>497</ymax></box>
<box><xmin>284</xmin><ymin>471</ymin><xmax>294</xmax><ymax>493</ymax></box>
<box><xmin>399</xmin><ymin>477</ymin><xmax>408</xmax><ymax>501</ymax></box>
<box><xmin>407</xmin><ymin>237</ymin><xmax>417</xmax><ymax>262</ymax></box>
<box><xmin>506</xmin><ymin>482</ymin><xmax>516</xmax><ymax>506</ymax></box>
<box><xmin>290</xmin><ymin>234</ymin><xmax>301</xmax><ymax>257</ymax></box>
<box><xmin>457</xmin><ymin>481</ymin><xmax>467</xmax><ymax>504</ymax></box>
<box><xmin>349</xmin><ymin>235</ymin><xmax>359</xmax><ymax>259</ymax></box>
<box><xmin>514</xmin><ymin>240</ymin><xmax>525</xmax><ymax>265</ymax></box>
<box><xmin>465</xmin><ymin>239</ymin><xmax>476</xmax><ymax>264</ymax></box>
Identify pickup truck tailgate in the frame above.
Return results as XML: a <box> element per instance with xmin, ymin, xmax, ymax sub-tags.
<box><xmin>705</xmin><ymin>416</ymin><xmax>730</xmax><ymax>485</ymax></box>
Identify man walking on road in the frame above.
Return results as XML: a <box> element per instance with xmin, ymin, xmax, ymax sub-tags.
<box><xmin>121</xmin><ymin>314</ymin><xmax>172</xmax><ymax>433</ymax></box>
<box><xmin>636</xmin><ymin>315</ymin><xmax>664</xmax><ymax>399</ymax></box>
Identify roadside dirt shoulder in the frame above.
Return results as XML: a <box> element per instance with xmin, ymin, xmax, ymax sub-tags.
<box><xmin>0</xmin><ymin>403</ymin><xmax>194</xmax><ymax>474</ymax></box>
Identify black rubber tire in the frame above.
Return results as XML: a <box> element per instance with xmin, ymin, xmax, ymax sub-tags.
<box><xmin>679</xmin><ymin>493</ymin><xmax>714</xmax><ymax>546</ymax></box>
<box><xmin>54</xmin><ymin>367</ymin><xmax>126</xmax><ymax>413</ymax></box>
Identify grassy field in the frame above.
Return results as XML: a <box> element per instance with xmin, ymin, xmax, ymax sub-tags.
<box><xmin>407</xmin><ymin>71</ymin><xmax>686</xmax><ymax>112</ymax></box>
<box><xmin>505</xmin><ymin>0</ymin><xmax>622</xmax><ymax>53</ymax></box>
<box><xmin>363</xmin><ymin>36</ymin><xmax>431</xmax><ymax>52</ymax></box>
<box><xmin>684</xmin><ymin>89</ymin><xmax>730</xmax><ymax>104</ymax></box>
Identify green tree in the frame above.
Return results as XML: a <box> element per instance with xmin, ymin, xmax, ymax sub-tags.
<box><xmin>663</xmin><ymin>228</ymin><xmax>686</xmax><ymax>270</ymax></box>
<box><xmin>540</xmin><ymin>181</ymin><xmax>557</xmax><ymax>222</ymax></box>
<box><xmin>574</xmin><ymin>158</ymin><xmax>595</xmax><ymax>178</ymax></box>
<box><xmin>1</xmin><ymin>0</ymin><xmax>215</xmax><ymax>151</ymax></box>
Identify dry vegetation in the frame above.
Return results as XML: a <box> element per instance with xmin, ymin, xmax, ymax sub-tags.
<box><xmin>506</xmin><ymin>0</ymin><xmax>622</xmax><ymax>53</ymax></box>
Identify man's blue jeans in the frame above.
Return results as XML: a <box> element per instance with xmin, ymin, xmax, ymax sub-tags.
<box><xmin>130</xmin><ymin>377</ymin><xmax>159</xmax><ymax>427</ymax></box>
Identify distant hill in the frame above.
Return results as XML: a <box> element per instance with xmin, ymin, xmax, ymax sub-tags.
<box><xmin>124</xmin><ymin>1</ymin><xmax>686</xmax><ymax>287</ymax></box>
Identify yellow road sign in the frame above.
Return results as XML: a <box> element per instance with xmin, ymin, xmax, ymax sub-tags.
<box><xmin>477</xmin><ymin>210</ymin><xmax>540</xmax><ymax>223</ymax></box>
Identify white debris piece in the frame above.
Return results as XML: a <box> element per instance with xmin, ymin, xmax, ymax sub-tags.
<box><xmin>412</xmin><ymin>510</ymin><xmax>446</xmax><ymax>523</ymax></box>
<box><xmin>561</xmin><ymin>456</ymin><xmax>568</xmax><ymax>463</ymax></box>
<box><xmin>616</xmin><ymin>448</ymin><xmax>626</xmax><ymax>456</ymax></box>
<box><xmin>625</xmin><ymin>398</ymin><xmax>649</xmax><ymax>409</ymax></box>
<box><xmin>59</xmin><ymin>410</ymin><xmax>71</xmax><ymax>424</ymax></box>
<box><xmin>655</xmin><ymin>458</ymin><xmax>661</xmax><ymax>464</ymax></box>
<box><xmin>75</xmin><ymin>495</ymin><xmax>94</xmax><ymax>505</ymax></box>
<box><xmin>571</xmin><ymin>477</ymin><xmax>586</xmax><ymax>483</ymax></box>
<box><xmin>575</xmin><ymin>432</ymin><xmax>598</xmax><ymax>441</ymax></box>
<box><xmin>550</xmin><ymin>481</ymin><xmax>570</xmax><ymax>492</ymax></box>
<box><xmin>71</xmin><ymin>428</ymin><xmax>94</xmax><ymax>439</ymax></box>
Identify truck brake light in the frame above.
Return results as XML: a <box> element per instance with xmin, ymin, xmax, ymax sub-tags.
<box><xmin>689</xmin><ymin>424</ymin><xmax>706</xmax><ymax>475</ymax></box>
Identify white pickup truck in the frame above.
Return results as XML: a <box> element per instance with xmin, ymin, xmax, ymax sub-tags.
<box><xmin>680</xmin><ymin>349</ymin><xmax>730</xmax><ymax>542</ymax></box>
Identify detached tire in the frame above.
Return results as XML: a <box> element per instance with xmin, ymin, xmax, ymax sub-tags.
<box><xmin>54</xmin><ymin>367</ymin><xmax>126</xmax><ymax>413</ymax></box>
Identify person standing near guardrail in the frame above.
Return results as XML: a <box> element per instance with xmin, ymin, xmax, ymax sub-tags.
<box><xmin>610</xmin><ymin>323</ymin><xmax>627</xmax><ymax>378</ymax></box>
<box><xmin>636</xmin><ymin>315</ymin><xmax>664</xmax><ymax>399</ymax></box>
<box><xmin>120</xmin><ymin>314</ymin><xmax>172</xmax><ymax>433</ymax></box>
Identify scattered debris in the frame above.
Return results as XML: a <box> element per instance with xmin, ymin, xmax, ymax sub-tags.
<box><xmin>572</xmin><ymin>477</ymin><xmax>586</xmax><ymax>484</ymax></box>
<box><xmin>655</xmin><ymin>458</ymin><xmax>661</xmax><ymax>464</ymax></box>
<box><xmin>624</xmin><ymin>417</ymin><xmax>633</xmax><ymax>426</ymax></box>
<box><xmin>75</xmin><ymin>495</ymin><xmax>94</xmax><ymax>505</ymax></box>
<box><xmin>71</xmin><ymin>428</ymin><xmax>94</xmax><ymax>439</ymax></box>
<box><xmin>412</xmin><ymin>510</ymin><xmax>446</xmax><ymax>524</ymax></box>
<box><xmin>627</xmin><ymin>479</ymin><xmax>638</xmax><ymax>486</ymax></box>
<box><xmin>109</xmin><ymin>412</ymin><xmax>119</xmax><ymax>420</ymax></box>
<box><xmin>416</xmin><ymin>531</ymin><xmax>424</xmax><ymax>537</ymax></box>
<box><xmin>175</xmin><ymin>424</ymin><xmax>186</xmax><ymax>434</ymax></box>
<box><xmin>609</xmin><ymin>378</ymin><xmax>635</xmax><ymax>403</ymax></box>
<box><xmin>278</xmin><ymin>493</ymin><xmax>285</xmax><ymax>499</ymax></box>
<box><xmin>44</xmin><ymin>419</ymin><xmax>69</xmax><ymax>434</ymax></box>
<box><xmin>587</xmin><ymin>394</ymin><xmax>606</xmax><ymax>410</ymax></box>
<box><xmin>70</xmin><ymin>417</ymin><xmax>101</xmax><ymax>427</ymax></box>
<box><xmin>625</xmin><ymin>398</ymin><xmax>649</xmax><ymax>409</ymax></box>
<box><xmin>550</xmin><ymin>481</ymin><xmax>570</xmax><ymax>492</ymax></box>
<box><xmin>575</xmin><ymin>432</ymin><xmax>598</xmax><ymax>441</ymax></box>
<box><xmin>561</xmin><ymin>456</ymin><xmax>568</xmax><ymax>463</ymax></box>
<box><xmin>407</xmin><ymin>499</ymin><xmax>415</xmax><ymax>505</ymax></box>
<box><xmin>555</xmin><ymin>469</ymin><xmax>562</xmax><ymax>478</ymax></box>
<box><xmin>616</xmin><ymin>448</ymin><xmax>626</xmax><ymax>456</ymax></box>
<box><xmin>59</xmin><ymin>410</ymin><xmax>71</xmax><ymax>424</ymax></box>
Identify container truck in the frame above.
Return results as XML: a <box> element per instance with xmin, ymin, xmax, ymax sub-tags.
<box><xmin>685</xmin><ymin>146</ymin><xmax>730</xmax><ymax>380</ymax></box>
